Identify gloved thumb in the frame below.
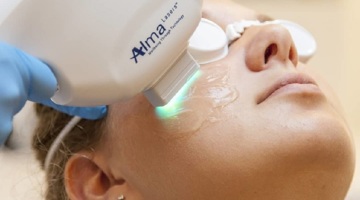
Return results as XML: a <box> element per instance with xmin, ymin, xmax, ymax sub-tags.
<box><xmin>0</xmin><ymin>117</ymin><xmax>12</xmax><ymax>145</ymax></box>
<box><xmin>16</xmin><ymin>48</ymin><xmax>58</xmax><ymax>102</ymax></box>
<box><xmin>20</xmin><ymin>48</ymin><xmax>108</xmax><ymax>120</ymax></box>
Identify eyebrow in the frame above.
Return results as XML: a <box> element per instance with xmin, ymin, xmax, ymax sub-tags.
<box><xmin>256</xmin><ymin>14</ymin><xmax>274</xmax><ymax>22</ymax></box>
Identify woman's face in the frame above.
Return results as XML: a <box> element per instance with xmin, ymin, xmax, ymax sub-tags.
<box><xmin>98</xmin><ymin>2</ymin><xmax>355</xmax><ymax>200</ymax></box>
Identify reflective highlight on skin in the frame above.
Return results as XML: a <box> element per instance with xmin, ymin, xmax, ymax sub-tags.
<box><xmin>155</xmin><ymin>70</ymin><xmax>202</xmax><ymax>119</ymax></box>
<box><xmin>155</xmin><ymin>63</ymin><xmax>238</xmax><ymax>134</ymax></box>
<box><xmin>193</xmin><ymin>64</ymin><xmax>238</xmax><ymax>108</ymax></box>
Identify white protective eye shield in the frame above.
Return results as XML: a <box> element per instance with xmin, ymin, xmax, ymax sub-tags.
<box><xmin>188</xmin><ymin>18</ymin><xmax>317</xmax><ymax>64</ymax></box>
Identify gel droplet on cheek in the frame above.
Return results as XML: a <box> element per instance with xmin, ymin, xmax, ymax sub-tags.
<box><xmin>155</xmin><ymin>63</ymin><xmax>239</xmax><ymax>134</ymax></box>
<box><xmin>206</xmin><ymin>86</ymin><xmax>238</xmax><ymax>107</ymax></box>
<box><xmin>157</xmin><ymin>98</ymin><xmax>213</xmax><ymax>134</ymax></box>
<box><xmin>193</xmin><ymin>64</ymin><xmax>238</xmax><ymax>108</ymax></box>
<box><xmin>205</xmin><ymin>64</ymin><xmax>230</xmax><ymax>84</ymax></box>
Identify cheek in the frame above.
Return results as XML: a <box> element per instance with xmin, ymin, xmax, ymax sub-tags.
<box><xmin>236</xmin><ymin>96</ymin><xmax>355</xmax><ymax>189</ymax></box>
<box><xmin>112</xmin><ymin>93</ymin><xmax>354</xmax><ymax>199</ymax></box>
<box><xmin>299</xmin><ymin>64</ymin><xmax>346</xmax><ymax>116</ymax></box>
<box><xmin>117</xmin><ymin>123</ymin><xmax>253</xmax><ymax>199</ymax></box>
<box><xmin>154</xmin><ymin>62</ymin><xmax>239</xmax><ymax>136</ymax></box>
<box><xmin>107</xmin><ymin>58</ymin><xmax>354</xmax><ymax>198</ymax></box>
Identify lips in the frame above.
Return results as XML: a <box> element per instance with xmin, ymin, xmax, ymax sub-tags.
<box><xmin>257</xmin><ymin>73</ymin><xmax>319</xmax><ymax>104</ymax></box>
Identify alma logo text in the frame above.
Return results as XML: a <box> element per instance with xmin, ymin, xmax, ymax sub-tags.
<box><xmin>130</xmin><ymin>24</ymin><xmax>167</xmax><ymax>64</ymax></box>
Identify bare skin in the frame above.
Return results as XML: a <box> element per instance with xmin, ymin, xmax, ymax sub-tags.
<box><xmin>64</xmin><ymin>1</ymin><xmax>355</xmax><ymax>199</ymax></box>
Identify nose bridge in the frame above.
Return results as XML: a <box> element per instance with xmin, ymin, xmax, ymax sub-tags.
<box><xmin>245</xmin><ymin>24</ymin><xmax>298</xmax><ymax>72</ymax></box>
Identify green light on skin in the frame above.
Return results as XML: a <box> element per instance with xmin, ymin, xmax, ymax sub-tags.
<box><xmin>156</xmin><ymin>70</ymin><xmax>202</xmax><ymax>119</ymax></box>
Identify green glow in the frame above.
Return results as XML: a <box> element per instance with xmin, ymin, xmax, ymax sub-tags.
<box><xmin>156</xmin><ymin>70</ymin><xmax>202</xmax><ymax>119</ymax></box>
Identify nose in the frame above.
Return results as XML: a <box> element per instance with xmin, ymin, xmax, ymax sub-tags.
<box><xmin>244</xmin><ymin>24</ymin><xmax>298</xmax><ymax>72</ymax></box>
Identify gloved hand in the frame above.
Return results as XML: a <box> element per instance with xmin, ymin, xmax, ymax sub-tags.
<box><xmin>0</xmin><ymin>42</ymin><xmax>107</xmax><ymax>145</ymax></box>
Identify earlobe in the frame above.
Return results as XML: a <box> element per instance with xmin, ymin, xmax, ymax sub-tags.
<box><xmin>64</xmin><ymin>153</ymin><xmax>114</xmax><ymax>200</ymax></box>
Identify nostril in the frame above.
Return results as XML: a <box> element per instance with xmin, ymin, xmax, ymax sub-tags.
<box><xmin>264</xmin><ymin>43</ymin><xmax>278</xmax><ymax>64</ymax></box>
<box><xmin>289</xmin><ymin>48</ymin><xmax>294</xmax><ymax>61</ymax></box>
<box><xmin>289</xmin><ymin>46</ymin><xmax>298</xmax><ymax>66</ymax></box>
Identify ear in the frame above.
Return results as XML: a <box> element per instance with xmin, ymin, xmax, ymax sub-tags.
<box><xmin>64</xmin><ymin>152</ymin><xmax>127</xmax><ymax>200</ymax></box>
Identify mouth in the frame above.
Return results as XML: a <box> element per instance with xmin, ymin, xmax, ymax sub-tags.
<box><xmin>257</xmin><ymin>73</ymin><xmax>319</xmax><ymax>104</ymax></box>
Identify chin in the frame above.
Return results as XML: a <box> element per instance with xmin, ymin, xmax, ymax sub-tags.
<box><xmin>277</xmin><ymin>109</ymin><xmax>355</xmax><ymax>199</ymax></box>
<box><xmin>254</xmin><ymin>98</ymin><xmax>356</xmax><ymax>199</ymax></box>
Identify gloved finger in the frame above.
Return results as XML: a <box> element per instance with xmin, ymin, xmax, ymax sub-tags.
<box><xmin>11</xmin><ymin>46</ymin><xmax>108</xmax><ymax>119</ymax></box>
<box><xmin>0</xmin><ymin>48</ymin><xmax>28</xmax><ymax>144</ymax></box>
<box><xmin>1</xmin><ymin>42</ymin><xmax>107</xmax><ymax>121</ymax></box>
<box><xmin>12</xmin><ymin>47</ymin><xmax>58</xmax><ymax>102</ymax></box>
<box><xmin>0</xmin><ymin>100</ymin><xmax>14</xmax><ymax>144</ymax></box>
<box><xmin>39</xmin><ymin>98</ymin><xmax>107</xmax><ymax>120</ymax></box>
<box><xmin>0</xmin><ymin>42</ymin><xmax>57</xmax><ymax>102</ymax></box>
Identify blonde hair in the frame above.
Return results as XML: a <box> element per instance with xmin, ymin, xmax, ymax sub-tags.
<box><xmin>32</xmin><ymin>104</ymin><xmax>107</xmax><ymax>200</ymax></box>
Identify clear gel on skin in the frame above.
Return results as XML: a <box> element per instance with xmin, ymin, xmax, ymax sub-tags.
<box><xmin>155</xmin><ymin>63</ymin><xmax>238</xmax><ymax>134</ymax></box>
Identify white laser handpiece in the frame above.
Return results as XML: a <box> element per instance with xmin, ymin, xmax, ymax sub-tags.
<box><xmin>0</xmin><ymin>0</ymin><xmax>203</xmax><ymax>107</ymax></box>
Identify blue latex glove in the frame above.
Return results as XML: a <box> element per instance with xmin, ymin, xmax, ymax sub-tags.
<box><xmin>0</xmin><ymin>42</ymin><xmax>107</xmax><ymax>145</ymax></box>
